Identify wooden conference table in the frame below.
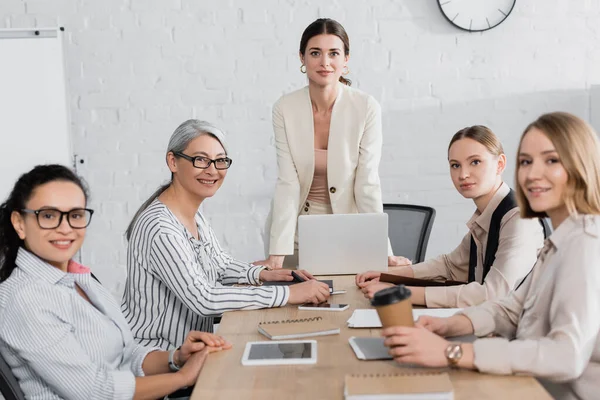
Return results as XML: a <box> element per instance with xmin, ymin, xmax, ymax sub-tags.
<box><xmin>191</xmin><ymin>276</ymin><xmax>552</xmax><ymax>399</ymax></box>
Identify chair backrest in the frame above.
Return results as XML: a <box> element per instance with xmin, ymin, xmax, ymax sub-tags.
<box><xmin>383</xmin><ymin>204</ymin><xmax>436</xmax><ymax>264</ymax></box>
<box><xmin>0</xmin><ymin>352</ymin><xmax>25</xmax><ymax>400</ymax></box>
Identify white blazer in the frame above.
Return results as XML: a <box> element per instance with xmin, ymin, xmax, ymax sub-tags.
<box><xmin>269</xmin><ymin>83</ymin><xmax>390</xmax><ymax>255</ymax></box>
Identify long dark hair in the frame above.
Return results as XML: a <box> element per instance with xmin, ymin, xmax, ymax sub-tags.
<box><xmin>299</xmin><ymin>18</ymin><xmax>351</xmax><ymax>86</ymax></box>
<box><xmin>0</xmin><ymin>164</ymin><xmax>89</xmax><ymax>282</ymax></box>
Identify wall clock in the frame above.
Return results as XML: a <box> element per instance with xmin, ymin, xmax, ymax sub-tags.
<box><xmin>437</xmin><ymin>0</ymin><xmax>516</xmax><ymax>32</ymax></box>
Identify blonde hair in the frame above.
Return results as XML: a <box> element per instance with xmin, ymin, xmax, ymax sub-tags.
<box><xmin>448</xmin><ymin>125</ymin><xmax>504</xmax><ymax>157</ymax></box>
<box><xmin>516</xmin><ymin>112</ymin><xmax>600</xmax><ymax>218</ymax></box>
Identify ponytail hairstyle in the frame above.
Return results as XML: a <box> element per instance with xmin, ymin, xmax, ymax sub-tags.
<box><xmin>0</xmin><ymin>164</ymin><xmax>89</xmax><ymax>282</ymax></box>
<box><xmin>448</xmin><ymin>125</ymin><xmax>504</xmax><ymax>157</ymax></box>
<box><xmin>299</xmin><ymin>18</ymin><xmax>351</xmax><ymax>86</ymax></box>
<box><xmin>125</xmin><ymin>119</ymin><xmax>228</xmax><ymax>240</ymax></box>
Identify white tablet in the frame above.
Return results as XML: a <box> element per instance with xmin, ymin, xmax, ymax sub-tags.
<box><xmin>241</xmin><ymin>340</ymin><xmax>317</xmax><ymax>366</ymax></box>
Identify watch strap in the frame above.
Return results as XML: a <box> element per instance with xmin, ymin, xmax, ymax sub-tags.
<box><xmin>168</xmin><ymin>347</ymin><xmax>181</xmax><ymax>371</ymax></box>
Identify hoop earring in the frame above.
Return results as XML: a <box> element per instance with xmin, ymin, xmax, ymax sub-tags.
<box><xmin>300</xmin><ymin>64</ymin><xmax>307</xmax><ymax>73</ymax></box>
<box><xmin>343</xmin><ymin>65</ymin><xmax>350</xmax><ymax>75</ymax></box>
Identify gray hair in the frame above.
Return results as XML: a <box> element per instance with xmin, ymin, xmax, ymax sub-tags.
<box><xmin>167</xmin><ymin>119</ymin><xmax>228</xmax><ymax>155</ymax></box>
<box><xmin>125</xmin><ymin>119</ymin><xmax>228</xmax><ymax>240</ymax></box>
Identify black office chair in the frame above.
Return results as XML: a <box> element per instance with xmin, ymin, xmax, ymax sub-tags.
<box><xmin>383</xmin><ymin>204</ymin><xmax>436</xmax><ymax>264</ymax></box>
<box><xmin>0</xmin><ymin>352</ymin><xmax>25</xmax><ymax>400</ymax></box>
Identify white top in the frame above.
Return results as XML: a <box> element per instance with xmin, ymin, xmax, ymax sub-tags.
<box><xmin>0</xmin><ymin>248</ymin><xmax>156</xmax><ymax>399</ymax></box>
<box><xmin>122</xmin><ymin>199</ymin><xmax>290</xmax><ymax>349</ymax></box>
<box><xmin>462</xmin><ymin>214</ymin><xmax>600</xmax><ymax>400</ymax></box>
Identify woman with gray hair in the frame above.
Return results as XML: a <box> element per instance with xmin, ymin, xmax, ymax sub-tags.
<box><xmin>121</xmin><ymin>120</ymin><xmax>330</xmax><ymax>351</ymax></box>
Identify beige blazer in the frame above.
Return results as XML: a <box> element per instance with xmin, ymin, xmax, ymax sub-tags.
<box><xmin>462</xmin><ymin>214</ymin><xmax>600</xmax><ymax>400</ymax></box>
<box><xmin>412</xmin><ymin>183</ymin><xmax>545</xmax><ymax>307</ymax></box>
<box><xmin>269</xmin><ymin>83</ymin><xmax>389</xmax><ymax>256</ymax></box>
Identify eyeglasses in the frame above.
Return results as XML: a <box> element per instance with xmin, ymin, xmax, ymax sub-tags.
<box><xmin>174</xmin><ymin>152</ymin><xmax>233</xmax><ymax>170</ymax></box>
<box><xmin>20</xmin><ymin>208</ymin><xmax>94</xmax><ymax>229</ymax></box>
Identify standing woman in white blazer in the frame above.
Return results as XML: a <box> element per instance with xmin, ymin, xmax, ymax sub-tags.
<box><xmin>255</xmin><ymin>18</ymin><xmax>409</xmax><ymax>269</ymax></box>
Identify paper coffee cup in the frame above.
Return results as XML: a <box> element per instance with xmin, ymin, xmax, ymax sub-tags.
<box><xmin>370</xmin><ymin>285</ymin><xmax>414</xmax><ymax>328</ymax></box>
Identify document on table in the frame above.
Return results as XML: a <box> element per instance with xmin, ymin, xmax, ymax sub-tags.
<box><xmin>346</xmin><ymin>308</ymin><xmax>462</xmax><ymax>328</ymax></box>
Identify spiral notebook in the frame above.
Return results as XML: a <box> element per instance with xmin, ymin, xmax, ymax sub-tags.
<box><xmin>344</xmin><ymin>372</ymin><xmax>453</xmax><ymax>400</ymax></box>
<box><xmin>258</xmin><ymin>316</ymin><xmax>340</xmax><ymax>340</ymax></box>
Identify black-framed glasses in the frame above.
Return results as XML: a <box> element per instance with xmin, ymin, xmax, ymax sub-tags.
<box><xmin>174</xmin><ymin>152</ymin><xmax>233</xmax><ymax>170</ymax></box>
<box><xmin>20</xmin><ymin>208</ymin><xmax>94</xmax><ymax>229</ymax></box>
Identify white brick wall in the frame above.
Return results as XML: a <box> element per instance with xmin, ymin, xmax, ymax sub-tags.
<box><xmin>2</xmin><ymin>0</ymin><xmax>599</xmax><ymax>298</ymax></box>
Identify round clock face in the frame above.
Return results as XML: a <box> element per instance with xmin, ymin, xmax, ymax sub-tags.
<box><xmin>438</xmin><ymin>0</ymin><xmax>516</xmax><ymax>32</ymax></box>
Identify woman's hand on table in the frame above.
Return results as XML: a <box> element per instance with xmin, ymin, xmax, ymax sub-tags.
<box><xmin>178</xmin><ymin>331</ymin><xmax>232</xmax><ymax>365</ymax></box>
<box><xmin>382</xmin><ymin>325</ymin><xmax>450</xmax><ymax>367</ymax></box>
<box><xmin>360</xmin><ymin>281</ymin><xmax>394</xmax><ymax>299</ymax></box>
<box><xmin>259</xmin><ymin>269</ymin><xmax>314</xmax><ymax>282</ymax></box>
<box><xmin>388</xmin><ymin>256</ymin><xmax>412</xmax><ymax>267</ymax></box>
<box><xmin>355</xmin><ymin>270</ymin><xmax>382</xmax><ymax>286</ymax></box>
<box><xmin>252</xmin><ymin>255</ymin><xmax>285</xmax><ymax>269</ymax></box>
<box><xmin>288</xmin><ymin>280</ymin><xmax>331</xmax><ymax>304</ymax></box>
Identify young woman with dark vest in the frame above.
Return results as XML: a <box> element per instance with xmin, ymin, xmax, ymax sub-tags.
<box><xmin>357</xmin><ymin>126</ymin><xmax>547</xmax><ymax>307</ymax></box>
<box><xmin>381</xmin><ymin>112</ymin><xmax>600</xmax><ymax>400</ymax></box>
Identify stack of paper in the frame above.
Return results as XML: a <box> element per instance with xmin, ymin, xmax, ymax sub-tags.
<box><xmin>347</xmin><ymin>309</ymin><xmax>382</xmax><ymax>328</ymax></box>
<box><xmin>347</xmin><ymin>308</ymin><xmax>462</xmax><ymax>328</ymax></box>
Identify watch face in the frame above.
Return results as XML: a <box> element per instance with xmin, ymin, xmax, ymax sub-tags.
<box><xmin>438</xmin><ymin>0</ymin><xmax>516</xmax><ymax>32</ymax></box>
<box><xmin>446</xmin><ymin>343</ymin><xmax>463</xmax><ymax>363</ymax></box>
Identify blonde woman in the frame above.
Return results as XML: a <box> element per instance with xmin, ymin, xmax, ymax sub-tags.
<box><xmin>254</xmin><ymin>18</ymin><xmax>409</xmax><ymax>270</ymax></box>
<box><xmin>382</xmin><ymin>112</ymin><xmax>600</xmax><ymax>400</ymax></box>
<box><xmin>357</xmin><ymin>126</ymin><xmax>545</xmax><ymax>307</ymax></box>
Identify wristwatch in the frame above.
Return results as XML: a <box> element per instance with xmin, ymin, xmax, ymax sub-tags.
<box><xmin>445</xmin><ymin>343</ymin><xmax>463</xmax><ymax>368</ymax></box>
<box><xmin>168</xmin><ymin>347</ymin><xmax>182</xmax><ymax>372</ymax></box>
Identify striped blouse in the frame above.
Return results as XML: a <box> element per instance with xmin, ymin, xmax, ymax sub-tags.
<box><xmin>0</xmin><ymin>248</ymin><xmax>157</xmax><ymax>400</ymax></box>
<box><xmin>121</xmin><ymin>199</ymin><xmax>290</xmax><ymax>349</ymax></box>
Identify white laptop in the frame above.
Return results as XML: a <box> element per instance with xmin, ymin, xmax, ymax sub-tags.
<box><xmin>297</xmin><ymin>213</ymin><xmax>388</xmax><ymax>275</ymax></box>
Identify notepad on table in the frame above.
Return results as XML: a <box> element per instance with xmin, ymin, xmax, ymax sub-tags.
<box><xmin>347</xmin><ymin>308</ymin><xmax>462</xmax><ymax>328</ymax></box>
<box><xmin>258</xmin><ymin>316</ymin><xmax>340</xmax><ymax>340</ymax></box>
<box><xmin>344</xmin><ymin>372</ymin><xmax>454</xmax><ymax>400</ymax></box>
